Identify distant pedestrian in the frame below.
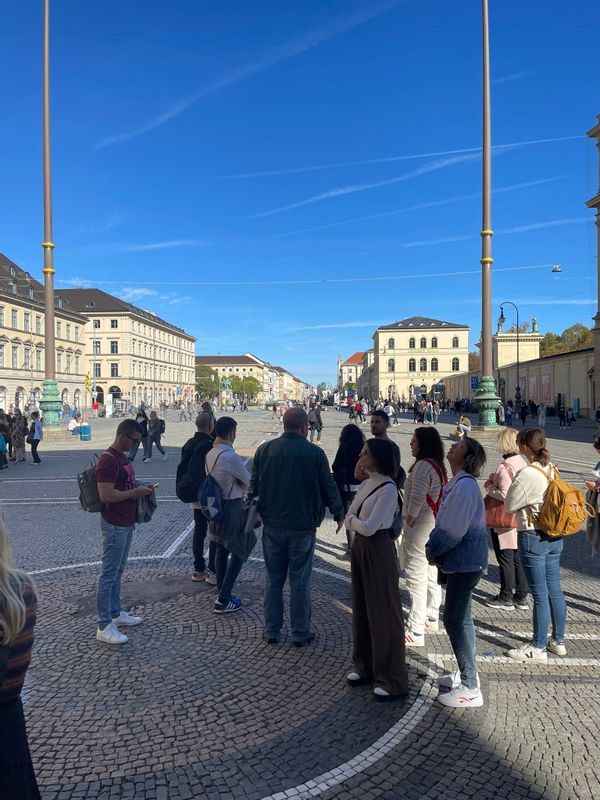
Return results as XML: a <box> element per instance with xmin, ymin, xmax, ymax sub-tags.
<box><xmin>10</xmin><ymin>410</ymin><xmax>27</xmax><ymax>463</ymax></box>
<box><xmin>332</xmin><ymin>423</ymin><xmax>366</xmax><ymax>560</ymax></box>
<box><xmin>28</xmin><ymin>411</ymin><xmax>43</xmax><ymax>465</ymax></box>
<box><xmin>0</xmin><ymin>509</ymin><xmax>41</xmax><ymax>800</ymax></box>
<box><xmin>536</xmin><ymin>402</ymin><xmax>546</xmax><ymax>428</ymax></box>
<box><xmin>0</xmin><ymin>411</ymin><xmax>10</xmax><ymax>470</ymax></box>
<box><xmin>497</xmin><ymin>403</ymin><xmax>505</xmax><ymax>425</ymax></box>
<box><xmin>308</xmin><ymin>401</ymin><xmax>323</xmax><ymax>444</ymax></box>
<box><xmin>95</xmin><ymin>419</ymin><xmax>155</xmax><ymax>645</ymax></box>
<box><xmin>147</xmin><ymin>410</ymin><xmax>167</xmax><ymax>461</ymax></box>
<box><xmin>128</xmin><ymin>408</ymin><xmax>149</xmax><ymax>462</ymax></box>
<box><xmin>567</xmin><ymin>407</ymin><xmax>574</xmax><ymax>429</ymax></box>
<box><xmin>506</xmin><ymin>403</ymin><xmax>514</xmax><ymax>427</ymax></box>
<box><xmin>455</xmin><ymin>414</ymin><xmax>472</xmax><ymax>438</ymax></box>
<box><xmin>519</xmin><ymin>402</ymin><xmax>528</xmax><ymax>426</ymax></box>
<box><xmin>558</xmin><ymin>404</ymin><xmax>567</xmax><ymax>429</ymax></box>
<box><xmin>249</xmin><ymin>408</ymin><xmax>344</xmax><ymax>646</ymax></box>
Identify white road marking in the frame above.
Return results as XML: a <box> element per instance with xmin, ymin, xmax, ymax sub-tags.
<box><xmin>434</xmin><ymin>652</ymin><xmax>600</xmax><ymax>667</ymax></box>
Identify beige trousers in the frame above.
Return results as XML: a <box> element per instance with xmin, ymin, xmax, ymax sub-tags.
<box><xmin>400</xmin><ymin>519</ymin><xmax>441</xmax><ymax>635</ymax></box>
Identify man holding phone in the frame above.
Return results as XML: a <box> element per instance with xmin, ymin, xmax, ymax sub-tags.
<box><xmin>95</xmin><ymin>418</ymin><xmax>155</xmax><ymax>645</ymax></box>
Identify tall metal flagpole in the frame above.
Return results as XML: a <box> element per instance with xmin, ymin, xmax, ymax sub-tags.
<box><xmin>474</xmin><ymin>0</ymin><xmax>500</xmax><ymax>428</ymax></box>
<box><xmin>40</xmin><ymin>0</ymin><xmax>62</xmax><ymax>426</ymax></box>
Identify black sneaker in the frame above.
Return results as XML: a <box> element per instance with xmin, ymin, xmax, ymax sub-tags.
<box><xmin>485</xmin><ymin>595</ymin><xmax>515</xmax><ymax>610</ymax></box>
<box><xmin>513</xmin><ymin>596</ymin><xmax>529</xmax><ymax>610</ymax></box>
<box><xmin>292</xmin><ymin>634</ymin><xmax>316</xmax><ymax>648</ymax></box>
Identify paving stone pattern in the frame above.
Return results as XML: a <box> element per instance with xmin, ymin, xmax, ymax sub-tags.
<box><xmin>3</xmin><ymin>409</ymin><xmax>600</xmax><ymax>799</ymax></box>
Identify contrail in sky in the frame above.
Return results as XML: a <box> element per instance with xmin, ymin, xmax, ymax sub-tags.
<box><xmin>96</xmin><ymin>0</ymin><xmax>405</xmax><ymax>148</ymax></box>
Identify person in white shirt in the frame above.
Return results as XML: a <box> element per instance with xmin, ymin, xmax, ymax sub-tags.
<box><xmin>537</xmin><ymin>403</ymin><xmax>547</xmax><ymax>428</ymax></box>
<box><xmin>205</xmin><ymin>417</ymin><xmax>251</xmax><ymax>614</ymax></box>
<box><xmin>504</xmin><ymin>428</ymin><xmax>567</xmax><ymax>662</ymax></box>
<box><xmin>401</xmin><ymin>427</ymin><xmax>447</xmax><ymax>647</ymax></box>
<box><xmin>345</xmin><ymin>438</ymin><xmax>408</xmax><ymax>702</ymax></box>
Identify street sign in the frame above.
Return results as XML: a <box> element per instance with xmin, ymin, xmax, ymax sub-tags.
<box><xmin>471</xmin><ymin>376</ymin><xmax>479</xmax><ymax>391</ymax></box>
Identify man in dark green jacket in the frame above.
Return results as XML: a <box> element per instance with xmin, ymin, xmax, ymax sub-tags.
<box><xmin>249</xmin><ymin>407</ymin><xmax>344</xmax><ymax>646</ymax></box>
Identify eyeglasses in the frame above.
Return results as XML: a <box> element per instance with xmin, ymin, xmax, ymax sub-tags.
<box><xmin>124</xmin><ymin>433</ymin><xmax>141</xmax><ymax>445</ymax></box>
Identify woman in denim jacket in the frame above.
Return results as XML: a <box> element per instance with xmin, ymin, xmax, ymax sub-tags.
<box><xmin>426</xmin><ymin>436</ymin><xmax>488</xmax><ymax>709</ymax></box>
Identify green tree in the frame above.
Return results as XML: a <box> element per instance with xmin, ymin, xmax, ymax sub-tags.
<box><xmin>539</xmin><ymin>324</ymin><xmax>593</xmax><ymax>357</ymax></box>
<box><xmin>226</xmin><ymin>374</ymin><xmax>262</xmax><ymax>400</ymax></box>
<box><xmin>468</xmin><ymin>351</ymin><xmax>480</xmax><ymax>372</ymax></box>
<box><xmin>343</xmin><ymin>381</ymin><xmax>356</xmax><ymax>392</ymax></box>
<box><xmin>195</xmin><ymin>365</ymin><xmax>219</xmax><ymax>398</ymax></box>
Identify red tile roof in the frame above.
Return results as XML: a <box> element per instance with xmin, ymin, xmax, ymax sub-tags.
<box><xmin>342</xmin><ymin>352</ymin><xmax>364</xmax><ymax>365</ymax></box>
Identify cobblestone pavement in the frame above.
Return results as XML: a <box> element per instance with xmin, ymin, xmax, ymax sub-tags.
<box><xmin>3</xmin><ymin>409</ymin><xmax>600</xmax><ymax>799</ymax></box>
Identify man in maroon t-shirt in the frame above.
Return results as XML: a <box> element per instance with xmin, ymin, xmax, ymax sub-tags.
<box><xmin>95</xmin><ymin>419</ymin><xmax>155</xmax><ymax>645</ymax></box>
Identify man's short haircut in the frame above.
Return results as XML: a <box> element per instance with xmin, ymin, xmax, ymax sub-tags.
<box><xmin>371</xmin><ymin>409</ymin><xmax>390</xmax><ymax>424</ymax></box>
<box><xmin>195</xmin><ymin>412</ymin><xmax>214</xmax><ymax>432</ymax></box>
<box><xmin>215</xmin><ymin>416</ymin><xmax>237</xmax><ymax>438</ymax></box>
<box><xmin>117</xmin><ymin>418</ymin><xmax>143</xmax><ymax>438</ymax></box>
<box><xmin>283</xmin><ymin>407</ymin><xmax>308</xmax><ymax>431</ymax></box>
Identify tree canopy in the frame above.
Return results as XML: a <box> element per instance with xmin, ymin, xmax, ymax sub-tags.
<box><xmin>195</xmin><ymin>365</ymin><xmax>219</xmax><ymax>398</ymax></box>
<box><xmin>540</xmin><ymin>323</ymin><xmax>593</xmax><ymax>357</ymax></box>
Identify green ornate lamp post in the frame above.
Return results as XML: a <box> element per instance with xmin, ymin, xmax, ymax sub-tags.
<box><xmin>39</xmin><ymin>0</ymin><xmax>62</xmax><ymax>426</ymax></box>
<box><xmin>474</xmin><ymin>0</ymin><xmax>500</xmax><ymax>427</ymax></box>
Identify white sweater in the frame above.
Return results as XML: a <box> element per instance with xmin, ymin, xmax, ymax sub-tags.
<box><xmin>402</xmin><ymin>459</ymin><xmax>445</xmax><ymax>525</ymax></box>
<box><xmin>504</xmin><ymin>461</ymin><xmax>555</xmax><ymax>531</ymax></box>
<box><xmin>345</xmin><ymin>474</ymin><xmax>398</xmax><ymax>537</ymax></box>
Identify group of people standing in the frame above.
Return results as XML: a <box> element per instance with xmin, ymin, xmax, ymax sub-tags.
<box><xmin>0</xmin><ymin>408</ymin><xmax>43</xmax><ymax>468</ymax></box>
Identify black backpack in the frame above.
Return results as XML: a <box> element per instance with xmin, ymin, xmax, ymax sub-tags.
<box><xmin>159</xmin><ymin>418</ymin><xmax>166</xmax><ymax>435</ymax></box>
<box><xmin>175</xmin><ymin>439</ymin><xmax>211</xmax><ymax>503</ymax></box>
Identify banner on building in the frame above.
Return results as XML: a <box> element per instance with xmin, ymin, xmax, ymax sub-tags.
<box><xmin>528</xmin><ymin>375</ymin><xmax>538</xmax><ymax>401</ymax></box>
<box><xmin>541</xmin><ymin>374</ymin><xmax>551</xmax><ymax>403</ymax></box>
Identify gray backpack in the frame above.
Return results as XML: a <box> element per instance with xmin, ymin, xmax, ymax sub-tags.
<box><xmin>77</xmin><ymin>452</ymin><xmax>116</xmax><ymax>513</ymax></box>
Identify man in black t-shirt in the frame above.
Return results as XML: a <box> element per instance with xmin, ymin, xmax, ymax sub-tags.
<box><xmin>355</xmin><ymin>409</ymin><xmax>405</xmax><ymax>489</ymax></box>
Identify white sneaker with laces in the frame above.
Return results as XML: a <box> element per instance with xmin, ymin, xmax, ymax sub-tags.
<box><xmin>112</xmin><ymin>611</ymin><xmax>143</xmax><ymax>627</ymax></box>
<box><xmin>96</xmin><ymin>623</ymin><xmax>128</xmax><ymax>645</ymax></box>
<box><xmin>405</xmin><ymin>631</ymin><xmax>425</xmax><ymax>647</ymax></box>
<box><xmin>547</xmin><ymin>639</ymin><xmax>567</xmax><ymax>656</ymax></box>
<box><xmin>507</xmin><ymin>643</ymin><xmax>548</xmax><ymax>662</ymax></box>
<box><xmin>425</xmin><ymin>617</ymin><xmax>439</xmax><ymax>633</ymax></box>
<box><xmin>438</xmin><ymin>670</ymin><xmax>481</xmax><ymax>690</ymax></box>
<box><xmin>438</xmin><ymin>684</ymin><xmax>483</xmax><ymax>708</ymax></box>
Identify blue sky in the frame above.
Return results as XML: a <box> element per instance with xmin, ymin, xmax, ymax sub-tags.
<box><xmin>1</xmin><ymin>0</ymin><xmax>598</xmax><ymax>385</ymax></box>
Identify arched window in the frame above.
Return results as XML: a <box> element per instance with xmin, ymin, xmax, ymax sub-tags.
<box><xmin>388</xmin><ymin>338</ymin><xmax>395</xmax><ymax>350</ymax></box>
<box><xmin>420</xmin><ymin>358</ymin><xmax>427</xmax><ymax>371</ymax></box>
<box><xmin>388</xmin><ymin>358</ymin><xmax>395</xmax><ymax>372</ymax></box>
<box><xmin>408</xmin><ymin>358</ymin><xmax>416</xmax><ymax>372</ymax></box>
<box><xmin>420</xmin><ymin>337</ymin><xmax>427</xmax><ymax>348</ymax></box>
<box><xmin>409</xmin><ymin>337</ymin><xmax>415</xmax><ymax>349</ymax></box>
<box><xmin>452</xmin><ymin>336</ymin><xmax>459</xmax><ymax>348</ymax></box>
<box><xmin>452</xmin><ymin>357</ymin><xmax>460</xmax><ymax>371</ymax></box>
<box><xmin>431</xmin><ymin>337</ymin><xmax>438</xmax><ymax>348</ymax></box>
<box><xmin>431</xmin><ymin>358</ymin><xmax>439</xmax><ymax>372</ymax></box>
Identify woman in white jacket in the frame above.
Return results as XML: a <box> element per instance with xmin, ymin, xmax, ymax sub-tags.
<box><xmin>401</xmin><ymin>427</ymin><xmax>447</xmax><ymax>647</ymax></box>
<box><xmin>483</xmin><ymin>427</ymin><xmax>528</xmax><ymax>611</ymax></box>
<box><xmin>504</xmin><ymin>428</ymin><xmax>567</xmax><ymax>662</ymax></box>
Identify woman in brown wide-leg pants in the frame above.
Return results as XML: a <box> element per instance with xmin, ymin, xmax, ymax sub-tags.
<box><xmin>345</xmin><ymin>438</ymin><xmax>408</xmax><ymax>701</ymax></box>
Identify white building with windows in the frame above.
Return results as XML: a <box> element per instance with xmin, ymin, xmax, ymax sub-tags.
<box><xmin>358</xmin><ymin>316</ymin><xmax>469</xmax><ymax>402</ymax></box>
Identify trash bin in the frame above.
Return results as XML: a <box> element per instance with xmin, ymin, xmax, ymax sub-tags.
<box><xmin>80</xmin><ymin>423</ymin><xmax>91</xmax><ymax>442</ymax></box>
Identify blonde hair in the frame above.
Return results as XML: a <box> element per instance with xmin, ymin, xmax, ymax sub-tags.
<box><xmin>0</xmin><ymin>509</ymin><xmax>32</xmax><ymax>644</ymax></box>
<box><xmin>496</xmin><ymin>427</ymin><xmax>519</xmax><ymax>456</ymax></box>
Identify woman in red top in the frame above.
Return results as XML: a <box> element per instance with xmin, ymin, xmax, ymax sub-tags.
<box><xmin>0</xmin><ymin>509</ymin><xmax>40</xmax><ymax>799</ymax></box>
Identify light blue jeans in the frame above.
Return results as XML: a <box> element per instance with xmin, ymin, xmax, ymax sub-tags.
<box><xmin>97</xmin><ymin>521</ymin><xmax>135</xmax><ymax>628</ymax></box>
<box><xmin>518</xmin><ymin>530</ymin><xmax>566</xmax><ymax>647</ymax></box>
<box><xmin>262</xmin><ymin>526</ymin><xmax>316</xmax><ymax>642</ymax></box>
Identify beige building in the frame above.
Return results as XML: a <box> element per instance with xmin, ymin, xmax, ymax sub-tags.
<box><xmin>0</xmin><ymin>255</ymin><xmax>88</xmax><ymax>411</ymax></box>
<box><xmin>357</xmin><ymin>316</ymin><xmax>469</xmax><ymax>401</ymax></box>
<box><xmin>337</xmin><ymin>352</ymin><xmax>364</xmax><ymax>391</ymax></box>
<box><xmin>196</xmin><ymin>353</ymin><xmax>313</xmax><ymax>403</ymax></box>
<box><xmin>57</xmin><ymin>288</ymin><xmax>196</xmax><ymax>409</ymax></box>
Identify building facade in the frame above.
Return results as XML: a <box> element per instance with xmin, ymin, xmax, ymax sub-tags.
<box><xmin>0</xmin><ymin>255</ymin><xmax>88</xmax><ymax>411</ymax></box>
<box><xmin>337</xmin><ymin>352</ymin><xmax>364</xmax><ymax>391</ymax></box>
<box><xmin>58</xmin><ymin>289</ymin><xmax>196</xmax><ymax>409</ymax></box>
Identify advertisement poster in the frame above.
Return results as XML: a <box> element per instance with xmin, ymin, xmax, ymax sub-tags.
<box><xmin>541</xmin><ymin>374</ymin><xmax>551</xmax><ymax>403</ymax></box>
<box><xmin>528</xmin><ymin>375</ymin><xmax>538</xmax><ymax>401</ymax></box>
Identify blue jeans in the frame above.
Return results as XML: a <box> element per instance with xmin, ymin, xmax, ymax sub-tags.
<box><xmin>128</xmin><ymin>436</ymin><xmax>149</xmax><ymax>462</ymax></box>
<box><xmin>215</xmin><ymin>543</ymin><xmax>243</xmax><ymax>603</ymax></box>
<box><xmin>518</xmin><ymin>530</ymin><xmax>566</xmax><ymax>647</ymax></box>
<box><xmin>443</xmin><ymin>570</ymin><xmax>482</xmax><ymax>690</ymax></box>
<box><xmin>262</xmin><ymin>526</ymin><xmax>316</xmax><ymax>642</ymax></box>
<box><xmin>97</xmin><ymin>521</ymin><xmax>134</xmax><ymax>628</ymax></box>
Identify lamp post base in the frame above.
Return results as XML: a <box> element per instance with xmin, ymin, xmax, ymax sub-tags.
<box><xmin>474</xmin><ymin>374</ymin><xmax>500</xmax><ymax>428</ymax></box>
<box><xmin>39</xmin><ymin>377</ymin><xmax>62</xmax><ymax>427</ymax></box>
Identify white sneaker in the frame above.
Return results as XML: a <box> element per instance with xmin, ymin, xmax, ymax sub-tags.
<box><xmin>547</xmin><ymin>639</ymin><xmax>567</xmax><ymax>656</ymax></box>
<box><xmin>112</xmin><ymin>611</ymin><xmax>143</xmax><ymax>627</ymax></box>
<box><xmin>438</xmin><ymin>670</ymin><xmax>481</xmax><ymax>690</ymax></box>
<box><xmin>96</xmin><ymin>623</ymin><xmax>128</xmax><ymax>645</ymax></box>
<box><xmin>425</xmin><ymin>617</ymin><xmax>439</xmax><ymax>633</ymax></box>
<box><xmin>162</xmin><ymin>454</ymin><xmax>168</xmax><ymax>460</ymax></box>
<box><xmin>438</xmin><ymin>684</ymin><xmax>483</xmax><ymax>708</ymax></box>
<box><xmin>506</xmin><ymin>643</ymin><xmax>548</xmax><ymax>662</ymax></box>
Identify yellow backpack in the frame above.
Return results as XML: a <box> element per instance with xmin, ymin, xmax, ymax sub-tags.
<box><xmin>529</xmin><ymin>465</ymin><xmax>595</xmax><ymax>538</ymax></box>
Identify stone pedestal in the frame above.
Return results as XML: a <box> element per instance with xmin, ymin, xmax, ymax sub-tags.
<box><xmin>41</xmin><ymin>425</ymin><xmax>73</xmax><ymax>443</ymax></box>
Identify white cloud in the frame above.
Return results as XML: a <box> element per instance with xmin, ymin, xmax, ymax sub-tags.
<box><xmin>288</xmin><ymin>320</ymin><xmax>382</xmax><ymax>332</ymax></box>
<box><xmin>84</xmin><ymin>239</ymin><xmax>210</xmax><ymax>255</ymax></box>
<box><xmin>492</xmin><ymin>71</ymin><xmax>530</xmax><ymax>86</ymax></box>
<box><xmin>119</xmin><ymin>287</ymin><xmax>158</xmax><ymax>301</ymax></box>
<box><xmin>403</xmin><ymin>217</ymin><xmax>591</xmax><ymax>248</ymax></box>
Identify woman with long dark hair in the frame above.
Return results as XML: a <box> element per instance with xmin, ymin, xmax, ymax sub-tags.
<box><xmin>332</xmin><ymin>424</ymin><xmax>366</xmax><ymax>560</ymax></box>
<box><xmin>345</xmin><ymin>438</ymin><xmax>408</xmax><ymax>701</ymax></box>
<box><xmin>401</xmin><ymin>427</ymin><xmax>447</xmax><ymax>647</ymax></box>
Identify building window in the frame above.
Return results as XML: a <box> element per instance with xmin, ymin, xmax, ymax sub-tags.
<box><xmin>110</xmin><ymin>363</ymin><xmax>118</xmax><ymax>378</ymax></box>
<box><xmin>35</xmin><ymin>315</ymin><xmax>42</xmax><ymax>334</ymax></box>
<box><xmin>11</xmin><ymin>310</ymin><xmax>18</xmax><ymax>329</ymax></box>
<box><xmin>75</xmin><ymin>355</ymin><xmax>80</xmax><ymax>373</ymax></box>
<box><xmin>92</xmin><ymin>363</ymin><xmax>101</xmax><ymax>378</ymax></box>
<box><xmin>431</xmin><ymin>337</ymin><xmax>438</xmax><ymax>348</ymax></box>
<box><xmin>452</xmin><ymin>336</ymin><xmax>459</xmax><ymax>348</ymax></box>
<box><xmin>408</xmin><ymin>358</ymin><xmax>416</xmax><ymax>372</ymax></box>
<box><xmin>387</xmin><ymin>358</ymin><xmax>395</xmax><ymax>372</ymax></box>
<box><xmin>35</xmin><ymin>350</ymin><xmax>41</xmax><ymax>371</ymax></box>
<box><xmin>452</xmin><ymin>357</ymin><xmax>460</xmax><ymax>371</ymax></box>
<box><xmin>75</xmin><ymin>327</ymin><xmax>79</xmax><ymax>342</ymax></box>
<box><xmin>24</xmin><ymin>347</ymin><xmax>31</xmax><ymax>369</ymax></box>
<box><xmin>57</xmin><ymin>351</ymin><xmax>62</xmax><ymax>372</ymax></box>
<box><xmin>409</xmin><ymin>337</ymin><xmax>415</xmax><ymax>349</ymax></box>
<box><xmin>93</xmin><ymin>319</ymin><xmax>100</xmax><ymax>329</ymax></box>
<box><xmin>66</xmin><ymin>323</ymin><xmax>71</xmax><ymax>340</ymax></box>
<box><xmin>66</xmin><ymin>353</ymin><xmax>73</xmax><ymax>374</ymax></box>
<box><xmin>24</xmin><ymin>313</ymin><xmax>31</xmax><ymax>333</ymax></box>
<box><xmin>431</xmin><ymin>358</ymin><xmax>439</xmax><ymax>372</ymax></box>
<box><xmin>11</xmin><ymin>346</ymin><xmax>18</xmax><ymax>369</ymax></box>
<box><xmin>92</xmin><ymin>340</ymin><xmax>100</xmax><ymax>355</ymax></box>
<box><xmin>0</xmin><ymin>306</ymin><xmax>4</xmax><ymax>326</ymax></box>
<box><xmin>56</xmin><ymin>321</ymin><xmax>62</xmax><ymax>338</ymax></box>
<box><xmin>110</xmin><ymin>341</ymin><xmax>118</xmax><ymax>354</ymax></box>
<box><xmin>388</xmin><ymin>338</ymin><xmax>395</xmax><ymax>350</ymax></box>
<box><xmin>420</xmin><ymin>337</ymin><xmax>426</xmax><ymax>348</ymax></box>
<box><xmin>110</xmin><ymin>319</ymin><xmax>118</xmax><ymax>329</ymax></box>
<box><xmin>0</xmin><ymin>345</ymin><xmax>3</xmax><ymax>367</ymax></box>
<box><xmin>420</xmin><ymin>358</ymin><xmax>427</xmax><ymax>371</ymax></box>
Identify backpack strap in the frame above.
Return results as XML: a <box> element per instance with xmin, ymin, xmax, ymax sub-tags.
<box><xmin>355</xmin><ymin>481</ymin><xmax>396</xmax><ymax>518</ymax></box>
<box><xmin>423</xmin><ymin>459</ymin><xmax>447</xmax><ymax>516</ymax></box>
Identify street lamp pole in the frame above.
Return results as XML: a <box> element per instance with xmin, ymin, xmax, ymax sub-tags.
<box><xmin>474</xmin><ymin>0</ymin><xmax>500</xmax><ymax>428</ymax></box>
<box><xmin>498</xmin><ymin>301</ymin><xmax>521</xmax><ymax>407</ymax></box>
<box><xmin>39</xmin><ymin>0</ymin><xmax>61</xmax><ymax>427</ymax></box>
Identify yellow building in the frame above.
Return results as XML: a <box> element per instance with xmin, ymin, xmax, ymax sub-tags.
<box><xmin>0</xmin><ymin>255</ymin><xmax>87</xmax><ymax>411</ymax></box>
<box><xmin>196</xmin><ymin>354</ymin><xmax>313</xmax><ymax>403</ymax></box>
